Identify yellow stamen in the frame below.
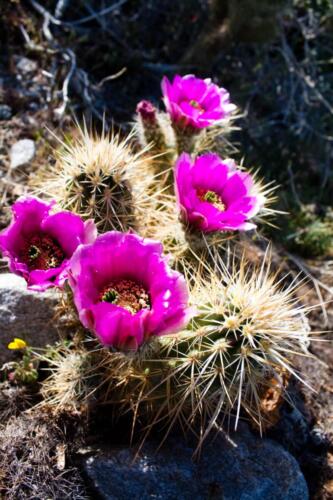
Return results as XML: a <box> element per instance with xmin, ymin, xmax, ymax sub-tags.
<box><xmin>197</xmin><ymin>189</ymin><xmax>226</xmax><ymax>211</ymax></box>
<box><xmin>189</xmin><ymin>100</ymin><xmax>205</xmax><ymax>113</ymax></box>
<box><xmin>100</xmin><ymin>279</ymin><xmax>150</xmax><ymax>314</ymax></box>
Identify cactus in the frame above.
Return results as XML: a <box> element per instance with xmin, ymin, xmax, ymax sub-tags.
<box><xmin>135</xmin><ymin>100</ymin><xmax>178</xmax><ymax>192</ymax></box>
<box><xmin>3</xmin><ymin>71</ymin><xmax>319</xmax><ymax>458</ymax></box>
<box><xmin>36</xmin><ymin>122</ymin><xmax>153</xmax><ymax>233</ymax></box>
<box><xmin>83</xmin><ymin>252</ymin><xmax>313</xmax><ymax>448</ymax></box>
<box><xmin>134</xmin><ymin>94</ymin><xmax>276</xmax><ymax>264</ymax></box>
<box><xmin>38</xmin><ymin>342</ymin><xmax>96</xmax><ymax>413</ymax></box>
<box><xmin>34</xmin><ymin>249</ymin><xmax>314</xmax><ymax>449</ymax></box>
<box><xmin>136</xmin><ymin>100</ymin><xmax>175</xmax><ymax>159</ymax></box>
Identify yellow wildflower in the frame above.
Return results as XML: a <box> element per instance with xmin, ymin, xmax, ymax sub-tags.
<box><xmin>7</xmin><ymin>338</ymin><xmax>27</xmax><ymax>350</ymax></box>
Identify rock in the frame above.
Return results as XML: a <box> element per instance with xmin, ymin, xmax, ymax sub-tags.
<box><xmin>0</xmin><ymin>273</ymin><xmax>60</xmax><ymax>364</ymax></box>
<box><xmin>82</xmin><ymin>423</ymin><xmax>309</xmax><ymax>500</ymax></box>
<box><xmin>15</xmin><ymin>57</ymin><xmax>38</xmax><ymax>75</ymax></box>
<box><xmin>10</xmin><ymin>139</ymin><xmax>36</xmax><ymax>169</ymax></box>
<box><xmin>269</xmin><ymin>401</ymin><xmax>310</xmax><ymax>455</ymax></box>
<box><xmin>0</xmin><ymin>104</ymin><xmax>12</xmax><ymax>121</ymax></box>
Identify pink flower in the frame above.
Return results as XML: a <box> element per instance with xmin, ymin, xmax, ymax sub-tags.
<box><xmin>0</xmin><ymin>197</ymin><xmax>97</xmax><ymax>291</ymax></box>
<box><xmin>175</xmin><ymin>153</ymin><xmax>264</xmax><ymax>233</ymax></box>
<box><xmin>68</xmin><ymin>231</ymin><xmax>192</xmax><ymax>351</ymax></box>
<box><xmin>161</xmin><ymin>74</ymin><xmax>236</xmax><ymax>129</ymax></box>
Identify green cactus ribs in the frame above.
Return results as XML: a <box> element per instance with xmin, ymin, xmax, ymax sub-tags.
<box><xmin>65</xmin><ymin>171</ymin><xmax>135</xmax><ymax>232</ymax></box>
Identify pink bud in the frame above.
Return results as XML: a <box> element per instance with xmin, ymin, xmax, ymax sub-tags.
<box><xmin>136</xmin><ymin>100</ymin><xmax>157</xmax><ymax>124</ymax></box>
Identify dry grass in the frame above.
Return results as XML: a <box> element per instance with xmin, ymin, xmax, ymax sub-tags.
<box><xmin>0</xmin><ymin>382</ymin><xmax>34</xmax><ymax>422</ymax></box>
<box><xmin>0</xmin><ymin>411</ymin><xmax>87</xmax><ymax>499</ymax></box>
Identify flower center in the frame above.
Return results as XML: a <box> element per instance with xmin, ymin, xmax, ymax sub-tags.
<box><xmin>22</xmin><ymin>235</ymin><xmax>65</xmax><ymax>271</ymax></box>
<box><xmin>197</xmin><ymin>188</ymin><xmax>226</xmax><ymax>211</ymax></box>
<box><xmin>189</xmin><ymin>100</ymin><xmax>205</xmax><ymax>114</ymax></box>
<box><xmin>28</xmin><ymin>245</ymin><xmax>40</xmax><ymax>260</ymax></box>
<box><xmin>100</xmin><ymin>279</ymin><xmax>151</xmax><ymax>315</ymax></box>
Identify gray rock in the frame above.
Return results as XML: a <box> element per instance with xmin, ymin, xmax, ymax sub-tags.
<box><xmin>83</xmin><ymin>423</ymin><xmax>309</xmax><ymax>500</ymax></box>
<box><xmin>10</xmin><ymin>139</ymin><xmax>36</xmax><ymax>169</ymax></box>
<box><xmin>0</xmin><ymin>104</ymin><xmax>12</xmax><ymax>121</ymax></box>
<box><xmin>15</xmin><ymin>57</ymin><xmax>38</xmax><ymax>74</ymax></box>
<box><xmin>0</xmin><ymin>273</ymin><xmax>60</xmax><ymax>364</ymax></box>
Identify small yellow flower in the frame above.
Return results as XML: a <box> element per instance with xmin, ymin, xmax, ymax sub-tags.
<box><xmin>7</xmin><ymin>338</ymin><xmax>27</xmax><ymax>350</ymax></box>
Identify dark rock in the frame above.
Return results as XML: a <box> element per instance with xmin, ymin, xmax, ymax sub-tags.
<box><xmin>82</xmin><ymin>423</ymin><xmax>309</xmax><ymax>500</ymax></box>
<box><xmin>269</xmin><ymin>404</ymin><xmax>310</xmax><ymax>455</ymax></box>
<box><xmin>0</xmin><ymin>104</ymin><xmax>12</xmax><ymax>120</ymax></box>
<box><xmin>310</xmin><ymin>426</ymin><xmax>330</xmax><ymax>449</ymax></box>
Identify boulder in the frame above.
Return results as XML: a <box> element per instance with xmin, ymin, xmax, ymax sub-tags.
<box><xmin>0</xmin><ymin>273</ymin><xmax>60</xmax><ymax>364</ymax></box>
<box><xmin>82</xmin><ymin>423</ymin><xmax>309</xmax><ymax>500</ymax></box>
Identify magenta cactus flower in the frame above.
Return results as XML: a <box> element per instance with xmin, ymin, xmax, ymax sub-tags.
<box><xmin>175</xmin><ymin>153</ymin><xmax>264</xmax><ymax>233</ymax></box>
<box><xmin>68</xmin><ymin>231</ymin><xmax>192</xmax><ymax>351</ymax></box>
<box><xmin>0</xmin><ymin>197</ymin><xmax>97</xmax><ymax>291</ymax></box>
<box><xmin>161</xmin><ymin>74</ymin><xmax>236</xmax><ymax>129</ymax></box>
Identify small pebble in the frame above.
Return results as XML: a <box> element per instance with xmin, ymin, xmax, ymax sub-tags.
<box><xmin>15</xmin><ymin>56</ymin><xmax>38</xmax><ymax>74</ymax></box>
<box><xmin>10</xmin><ymin>139</ymin><xmax>36</xmax><ymax>169</ymax></box>
<box><xmin>0</xmin><ymin>104</ymin><xmax>12</xmax><ymax>121</ymax></box>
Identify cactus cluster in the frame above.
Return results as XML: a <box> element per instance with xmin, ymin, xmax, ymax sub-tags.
<box><xmin>37</xmin><ymin>252</ymin><xmax>312</xmax><ymax>450</ymax></box>
<box><xmin>90</xmin><ymin>253</ymin><xmax>312</xmax><ymax>446</ymax></box>
<box><xmin>1</xmin><ymin>73</ymin><xmax>318</xmax><ymax>452</ymax></box>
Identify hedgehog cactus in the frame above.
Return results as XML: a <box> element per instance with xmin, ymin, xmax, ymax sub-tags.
<box><xmin>38</xmin><ymin>123</ymin><xmax>152</xmax><ymax>233</ymax></box>
<box><xmin>134</xmin><ymin>76</ymin><xmax>275</xmax><ymax>260</ymax></box>
<box><xmin>155</xmin><ymin>256</ymin><xmax>311</xmax><ymax>435</ymax></box>
<box><xmin>89</xmin><ymin>253</ymin><xmax>312</xmax><ymax>446</ymax></box>
<box><xmin>140</xmin><ymin>152</ymin><xmax>277</xmax><ymax>261</ymax></box>
<box><xmin>136</xmin><ymin>100</ymin><xmax>171</xmax><ymax>157</ymax></box>
<box><xmin>40</xmin><ymin>343</ymin><xmax>94</xmax><ymax>413</ymax></box>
